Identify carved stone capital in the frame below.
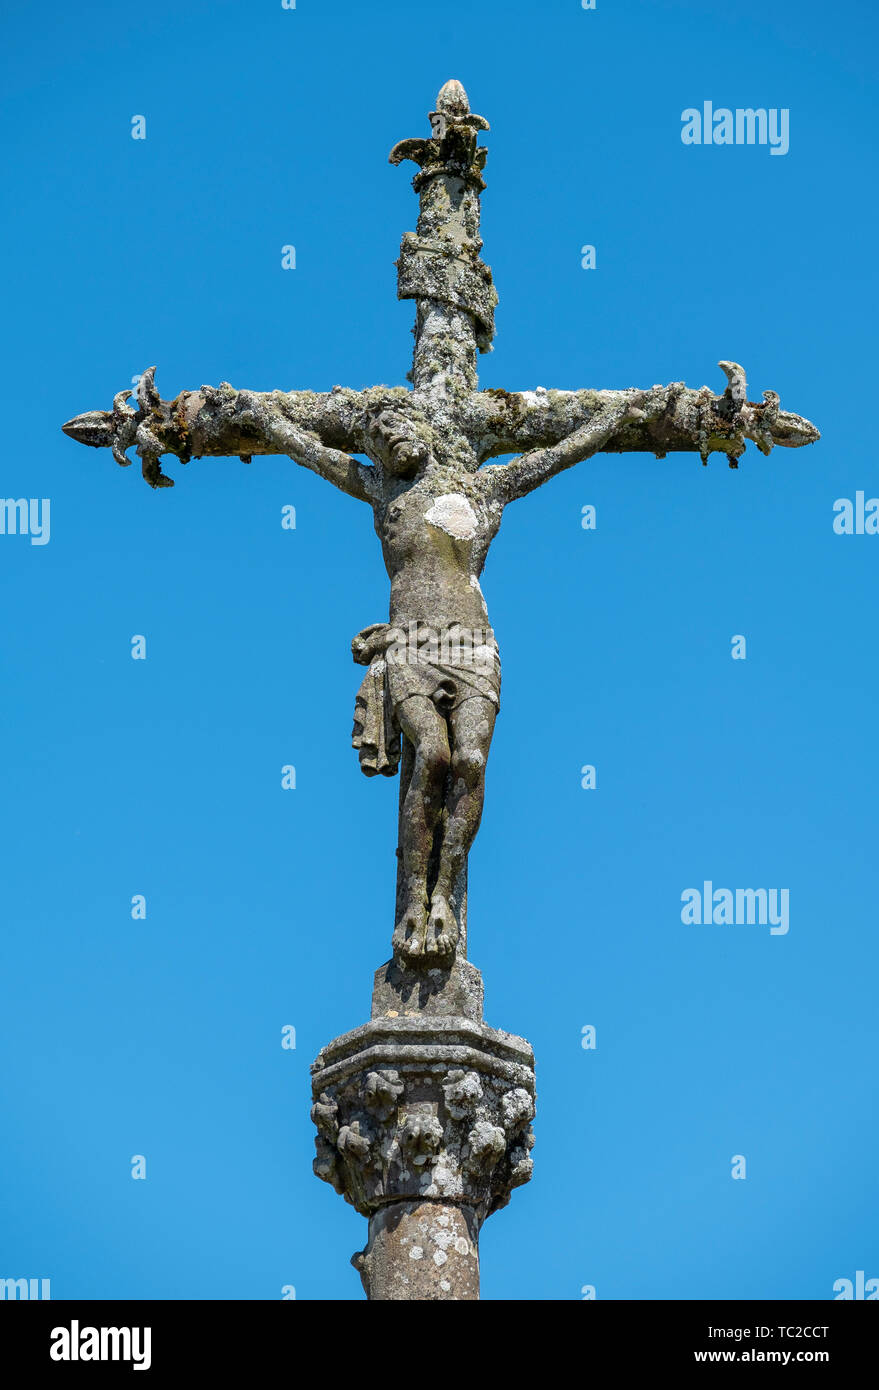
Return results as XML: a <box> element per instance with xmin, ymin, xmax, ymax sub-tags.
<box><xmin>311</xmin><ymin>1016</ymin><xmax>535</xmax><ymax>1224</ymax></box>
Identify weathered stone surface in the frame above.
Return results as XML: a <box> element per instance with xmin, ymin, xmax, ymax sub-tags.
<box><xmin>372</xmin><ymin>956</ymin><xmax>484</xmax><ymax>1023</ymax></box>
<box><xmin>396</xmin><ymin>232</ymin><xmax>496</xmax><ymax>357</ymax></box>
<box><xmin>353</xmin><ymin>1201</ymin><xmax>480</xmax><ymax>1301</ymax></box>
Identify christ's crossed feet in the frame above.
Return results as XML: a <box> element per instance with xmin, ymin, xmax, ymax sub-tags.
<box><xmin>393</xmin><ymin>892</ymin><xmax>459</xmax><ymax>963</ymax></box>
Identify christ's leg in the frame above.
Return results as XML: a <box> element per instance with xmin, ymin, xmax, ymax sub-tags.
<box><xmin>428</xmin><ymin>695</ymin><xmax>497</xmax><ymax>954</ymax></box>
<box><xmin>393</xmin><ymin>694</ymin><xmax>450</xmax><ymax>960</ymax></box>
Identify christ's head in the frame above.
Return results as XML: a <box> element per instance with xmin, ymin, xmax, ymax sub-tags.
<box><xmin>364</xmin><ymin>407</ymin><xmax>430</xmax><ymax>479</ymax></box>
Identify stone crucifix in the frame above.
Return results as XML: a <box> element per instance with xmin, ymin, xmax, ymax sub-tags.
<box><xmin>63</xmin><ymin>78</ymin><xmax>819</xmax><ymax>972</ymax></box>
<box><xmin>63</xmin><ymin>80</ymin><xmax>819</xmax><ymax>1300</ymax></box>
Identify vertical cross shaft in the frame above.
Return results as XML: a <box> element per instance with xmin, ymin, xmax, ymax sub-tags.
<box><xmin>391</xmin><ymin>79</ymin><xmax>496</xmax><ymax>397</ymax></box>
<box><xmin>310</xmin><ymin>85</ymin><xmax>536</xmax><ymax>1300</ymax></box>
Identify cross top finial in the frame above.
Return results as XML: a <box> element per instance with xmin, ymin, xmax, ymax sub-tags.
<box><xmin>436</xmin><ymin>79</ymin><xmax>470</xmax><ymax>116</ymax></box>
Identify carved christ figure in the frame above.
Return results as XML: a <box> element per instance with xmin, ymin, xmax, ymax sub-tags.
<box><xmin>346</xmin><ymin>397</ymin><xmax>664</xmax><ymax>962</ymax></box>
<box><xmin>62</xmin><ymin>80</ymin><xmax>819</xmax><ymax>969</ymax></box>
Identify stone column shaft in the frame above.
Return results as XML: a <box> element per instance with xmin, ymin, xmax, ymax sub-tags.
<box><xmin>354</xmin><ymin>1202</ymin><xmax>480</xmax><ymax>1301</ymax></box>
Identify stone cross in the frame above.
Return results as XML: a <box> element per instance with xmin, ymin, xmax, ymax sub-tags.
<box><xmin>63</xmin><ymin>80</ymin><xmax>819</xmax><ymax>1300</ymax></box>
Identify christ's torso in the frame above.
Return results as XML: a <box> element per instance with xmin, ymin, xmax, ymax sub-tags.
<box><xmin>377</xmin><ymin>474</ymin><xmax>502</xmax><ymax>629</ymax></box>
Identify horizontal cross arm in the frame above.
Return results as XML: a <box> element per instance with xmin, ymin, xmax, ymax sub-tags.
<box><xmin>474</xmin><ymin>363</ymin><xmax>820</xmax><ymax>501</ymax></box>
<box><xmin>62</xmin><ymin>369</ymin><xmax>380</xmax><ymax>502</ymax></box>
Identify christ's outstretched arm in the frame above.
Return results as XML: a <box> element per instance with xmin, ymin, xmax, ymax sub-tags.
<box><xmin>485</xmin><ymin>390</ymin><xmax>664</xmax><ymax>504</ymax></box>
<box><xmin>254</xmin><ymin>415</ymin><xmax>378</xmax><ymax>504</ymax></box>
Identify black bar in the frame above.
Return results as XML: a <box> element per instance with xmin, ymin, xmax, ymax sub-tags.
<box><xmin>1</xmin><ymin>1299</ymin><xmax>874</xmax><ymax>1373</ymax></box>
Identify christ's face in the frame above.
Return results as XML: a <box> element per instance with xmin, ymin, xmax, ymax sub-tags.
<box><xmin>370</xmin><ymin>410</ymin><xmax>429</xmax><ymax>478</ymax></box>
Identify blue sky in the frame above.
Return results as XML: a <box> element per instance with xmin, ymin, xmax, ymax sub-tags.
<box><xmin>2</xmin><ymin>0</ymin><xmax>877</xmax><ymax>1299</ymax></box>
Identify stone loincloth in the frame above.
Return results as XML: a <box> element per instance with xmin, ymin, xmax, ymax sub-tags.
<box><xmin>351</xmin><ymin>622</ymin><xmax>501</xmax><ymax>778</ymax></box>
<box><xmin>351</xmin><ymin>654</ymin><xmax>402</xmax><ymax>778</ymax></box>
